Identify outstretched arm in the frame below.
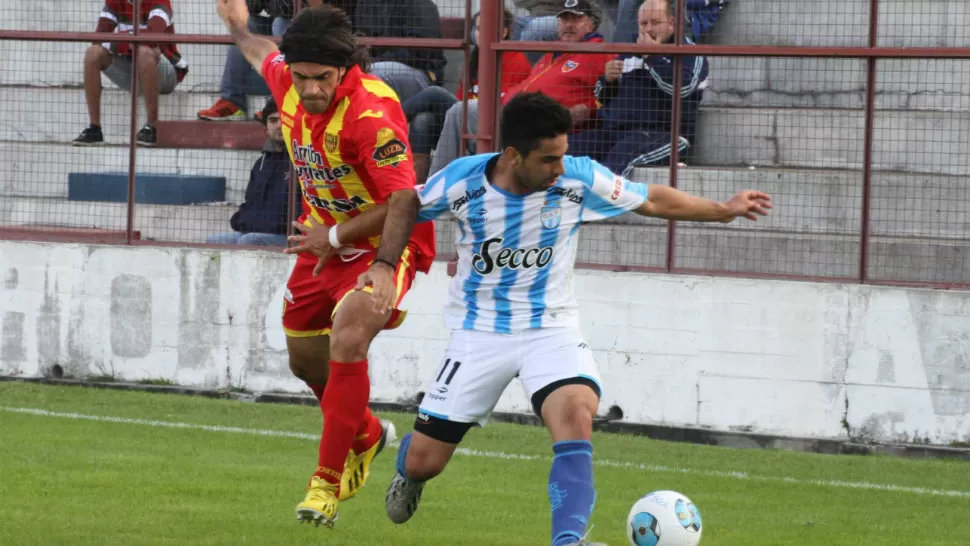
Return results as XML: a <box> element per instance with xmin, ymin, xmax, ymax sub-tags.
<box><xmin>217</xmin><ymin>0</ymin><xmax>279</xmax><ymax>76</ymax></box>
<box><xmin>636</xmin><ymin>184</ymin><xmax>772</xmax><ymax>223</ymax></box>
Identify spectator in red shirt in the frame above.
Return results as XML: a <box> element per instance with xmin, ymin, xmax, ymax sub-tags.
<box><xmin>427</xmin><ymin>0</ymin><xmax>615</xmax><ymax>176</ymax></box>
<box><xmin>72</xmin><ymin>0</ymin><xmax>189</xmax><ymax>147</ymax></box>
<box><xmin>403</xmin><ymin>8</ymin><xmax>531</xmax><ymax>184</ymax></box>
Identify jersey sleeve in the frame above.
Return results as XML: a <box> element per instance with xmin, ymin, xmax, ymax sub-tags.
<box><xmin>260</xmin><ymin>52</ymin><xmax>291</xmax><ymax>110</ymax></box>
<box><xmin>415</xmin><ymin>170</ymin><xmax>453</xmax><ymax>223</ymax></box>
<box><xmin>350</xmin><ymin>104</ymin><xmax>417</xmax><ymax>201</ymax></box>
<box><xmin>578</xmin><ymin>158</ymin><xmax>649</xmax><ymax>222</ymax></box>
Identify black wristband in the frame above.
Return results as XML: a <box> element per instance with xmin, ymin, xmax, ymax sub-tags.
<box><xmin>372</xmin><ymin>258</ymin><xmax>396</xmax><ymax>270</ymax></box>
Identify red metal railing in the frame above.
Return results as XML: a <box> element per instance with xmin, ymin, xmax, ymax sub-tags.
<box><xmin>0</xmin><ymin>0</ymin><xmax>968</xmax><ymax>289</ymax></box>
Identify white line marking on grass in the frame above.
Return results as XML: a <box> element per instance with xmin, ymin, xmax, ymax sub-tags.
<box><xmin>5</xmin><ymin>406</ymin><xmax>970</xmax><ymax>499</ymax></box>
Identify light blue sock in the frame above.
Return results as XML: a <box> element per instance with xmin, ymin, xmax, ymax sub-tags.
<box><xmin>549</xmin><ymin>440</ymin><xmax>596</xmax><ymax>546</ymax></box>
<box><xmin>396</xmin><ymin>431</ymin><xmax>413</xmax><ymax>479</ymax></box>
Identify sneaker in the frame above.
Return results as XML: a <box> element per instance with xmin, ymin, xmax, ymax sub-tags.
<box><xmin>136</xmin><ymin>124</ymin><xmax>156</xmax><ymax>147</ymax></box>
<box><xmin>385</xmin><ymin>472</ymin><xmax>425</xmax><ymax>524</ymax></box>
<box><xmin>198</xmin><ymin>99</ymin><xmax>246</xmax><ymax>121</ymax></box>
<box><xmin>339</xmin><ymin>419</ymin><xmax>397</xmax><ymax>501</ymax></box>
<box><xmin>72</xmin><ymin>125</ymin><xmax>104</xmax><ymax>146</ymax></box>
<box><xmin>295</xmin><ymin>476</ymin><xmax>339</xmax><ymax>528</ymax></box>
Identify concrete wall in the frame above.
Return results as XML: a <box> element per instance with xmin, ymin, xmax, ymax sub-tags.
<box><xmin>1</xmin><ymin>240</ymin><xmax>968</xmax><ymax>445</ymax></box>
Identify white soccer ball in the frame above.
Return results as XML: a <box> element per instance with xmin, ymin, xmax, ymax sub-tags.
<box><xmin>627</xmin><ymin>490</ymin><xmax>703</xmax><ymax>546</ymax></box>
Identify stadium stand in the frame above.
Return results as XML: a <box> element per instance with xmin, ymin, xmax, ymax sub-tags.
<box><xmin>0</xmin><ymin>0</ymin><xmax>967</xmax><ymax>282</ymax></box>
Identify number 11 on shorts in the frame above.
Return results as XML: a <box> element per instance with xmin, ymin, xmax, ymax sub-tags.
<box><xmin>435</xmin><ymin>358</ymin><xmax>461</xmax><ymax>386</ymax></box>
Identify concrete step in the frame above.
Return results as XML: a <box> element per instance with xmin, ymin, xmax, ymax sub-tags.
<box><xmin>0</xmin><ymin>193</ymin><xmax>964</xmax><ymax>283</ymax></box>
<box><xmin>436</xmin><ymin>217</ymin><xmax>970</xmax><ymax>284</ymax></box>
<box><xmin>0</xmin><ymin>195</ymin><xmax>235</xmax><ymax>243</ymax></box>
<box><xmin>7</xmin><ymin>151</ymin><xmax>967</xmax><ymax>241</ymax></box>
<box><xmin>627</xmin><ymin>167</ymin><xmax>970</xmax><ymax>240</ymax></box>
<box><xmin>0</xmin><ymin>87</ymin><xmax>264</xmax><ymax>146</ymax></box>
<box><xmin>701</xmin><ymin>57</ymin><xmax>970</xmax><ymax>111</ymax></box>
<box><xmin>6</xmin><ymin>86</ymin><xmax>968</xmax><ymax>176</ymax></box>
<box><xmin>707</xmin><ymin>0</ymin><xmax>970</xmax><ymax>48</ymax></box>
<box><xmin>693</xmin><ymin>107</ymin><xmax>970</xmax><ymax>176</ymax></box>
<box><xmin>0</xmin><ymin>142</ymin><xmax>256</xmax><ymax>203</ymax></box>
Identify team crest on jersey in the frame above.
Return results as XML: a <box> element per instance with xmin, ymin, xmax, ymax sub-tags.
<box><xmin>373</xmin><ymin>127</ymin><xmax>408</xmax><ymax>167</ymax></box>
<box><xmin>562</xmin><ymin>60</ymin><xmax>579</xmax><ymax>73</ymax></box>
<box><xmin>325</xmin><ymin>132</ymin><xmax>339</xmax><ymax>153</ymax></box>
<box><xmin>540</xmin><ymin>205</ymin><xmax>562</xmax><ymax>229</ymax></box>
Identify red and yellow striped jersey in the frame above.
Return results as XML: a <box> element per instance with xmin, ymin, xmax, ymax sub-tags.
<box><xmin>261</xmin><ymin>52</ymin><xmax>436</xmax><ymax>273</ymax></box>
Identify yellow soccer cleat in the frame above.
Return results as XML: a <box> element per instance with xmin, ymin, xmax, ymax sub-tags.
<box><xmin>339</xmin><ymin>419</ymin><xmax>397</xmax><ymax>501</ymax></box>
<box><xmin>295</xmin><ymin>476</ymin><xmax>339</xmax><ymax>528</ymax></box>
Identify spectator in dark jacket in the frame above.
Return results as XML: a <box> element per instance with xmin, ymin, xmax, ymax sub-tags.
<box><xmin>207</xmin><ymin>99</ymin><xmax>297</xmax><ymax>246</ymax></box>
<box><xmin>612</xmin><ymin>0</ymin><xmax>730</xmax><ymax>44</ymax></box>
<box><xmin>568</xmin><ymin>0</ymin><xmax>709</xmax><ymax>176</ymax></box>
<box><xmin>353</xmin><ymin>0</ymin><xmax>447</xmax><ymax>102</ymax></box>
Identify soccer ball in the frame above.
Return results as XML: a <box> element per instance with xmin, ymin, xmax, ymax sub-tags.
<box><xmin>627</xmin><ymin>490</ymin><xmax>703</xmax><ymax>546</ymax></box>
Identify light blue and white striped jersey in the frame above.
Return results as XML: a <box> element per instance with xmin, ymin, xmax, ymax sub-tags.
<box><xmin>417</xmin><ymin>153</ymin><xmax>650</xmax><ymax>334</ymax></box>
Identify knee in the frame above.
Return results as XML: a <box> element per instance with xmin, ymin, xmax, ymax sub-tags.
<box><xmin>84</xmin><ymin>44</ymin><xmax>109</xmax><ymax>65</ymax></box>
<box><xmin>329</xmin><ymin>324</ymin><xmax>374</xmax><ymax>361</ymax></box>
<box><xmin>286</xmin><ymin>340</ymin><xmax>330</xmax><ymax>384</ymax></box>
<box><xmin>404</xmin><ymin>441</ymin><xmax>449</xmax><ymax>481</ymax></box>
<box><xmin>134</xmin><ymin>45</ymin><xmax>158</xmax><ymax>67</ymax></box>
<box><xmin>556</xmin><ymin>397</ymin><xmax>596</xmax><ymax>437</ymax></box>
<box><xmin>288</xmin><ymin>354</ymin><xmax>328</xmax><ymax>384</ymax></box>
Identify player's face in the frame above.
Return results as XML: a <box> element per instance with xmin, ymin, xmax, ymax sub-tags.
<box><xmin>265</xmin><ymin>113</ymin><xmax>284</xmax><ymax>144</ymax></box>
<box><xmin>289</xmin><ymin>63</ymin><xmax>346</xmax><ymax>114</ymax></box>
<box><xmin>638</xmin><ymin>0</ymin><xmax>675</xmax><ymax>43</ymax></box>
<box><xmin>557</xmin><ymin>13</ymin><xmax>595</xmax><ymax>43</ymax></box>
<box><xmin>514</xmin><ymin>135</ymin><xmax>568</xmax><ymax>192</ymax></box>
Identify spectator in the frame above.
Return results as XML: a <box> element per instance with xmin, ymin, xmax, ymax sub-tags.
<box><xmin>611</xmin><ymin>0</ymin><xmax>730</xmax><ymax>44</ymax></box>
<box><xmin>428</xmin><ymin>0</ymin><xmax>615</xmax><ymax>176</ymax></box>
<box><xmin>353</xmin><ymin>0</ymin><xmax>448</xmax><ymax>103</ymax></box>
<box><xmin>403</xmin><ymin>8</ymin><xmax>531</xmax><ymax>184</ymax></box>
<box><xmin>511</xmin><ymin>0</ymin><xmax>604</xmax><ymax>64</ymax></box>
<box><xmin>569</xmin><ymin>0</ymin><xmax>709</xmax><ymax>176</ymax></box>
<box><xmin>207</xmin><ymin>99</ymin><xmax>296</xmax><ymax>247</ymax></box>
<box><xmin>199</xmin><ymin>0</ymin><xmax>332</xmax><ymax>121</ymax></box>
<box><xmin>72</xmin><ymin>0</ymin><xmax>188</xmax><ymax>147</ymax></box>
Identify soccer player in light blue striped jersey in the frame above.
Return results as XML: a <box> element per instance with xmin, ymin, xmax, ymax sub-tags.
<box><xmin>371</xmin><ymin>92</ymin><xmax>772</xmax><ymax>546</ymax></box>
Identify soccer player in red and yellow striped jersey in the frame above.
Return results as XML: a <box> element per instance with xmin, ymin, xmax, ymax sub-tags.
<box><xmin>217</xmin><ymin>0</ymin><xmax>434</xmax><ymax>528</ymax></box>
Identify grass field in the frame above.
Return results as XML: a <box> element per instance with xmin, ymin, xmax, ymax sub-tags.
<box><xmin>2</xmin><ymin>382</ymin><xmax>969</xmax><ymax>546</ymax></box>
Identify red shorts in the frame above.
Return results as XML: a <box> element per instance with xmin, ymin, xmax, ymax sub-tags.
<box><xmin>282</xmin><ymin>246</ymin><xmax>420</xmax><ymax>338</ymax></box>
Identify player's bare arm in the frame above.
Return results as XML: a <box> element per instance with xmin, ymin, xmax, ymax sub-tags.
<box><xmin>357</xmin><ymin>189</ymin><xmax>420</xmax><ymax>312</ymax></box>
<box><xmin>216</xmin><ymin>0</ymin><xmax>278</xmax><ymax>76</ymax></box>
<box><xmin>285</xmin><ymin>204</ymin><xmax>390</xmax><ymax>275</ymax></box>
<box><xmin>636</xmin><ymin>184</ymin><xmax>773</xmax><ymax>223</ymax></box>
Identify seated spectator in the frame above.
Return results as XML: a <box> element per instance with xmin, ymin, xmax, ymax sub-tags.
<box><xmin>207</xmin><ymin>100</ymin><xmax>296</xmax><ymax>247</ymax></box>
<box><xmin>353</xmin><ymin>0</ymin><xmax>448</xmax><ymax>103</ymax></box>
<box><xmin>428</xmin><ymin>0</ymin><xmax>615</xmax><ymax>176</ymax></box>
<box><xmin>73</xmin><ymin>0</ymin><xmax>188</xmax><ymax>147</ymax></box>
<box><xmin>568</xmin><ymin>0</ymin><xmax>709</xmax><ymax>176</ymax></box>
<box><xmin>512</xmin><ymin>0</ymin><xmax>604</xmax><ymax>64</ymax></box>
<box><xmin>403</xmin><ymin>8</ymin><xmax>531</xmax><ymax>184</ymax></box>
<box><xmin>611</xmin><ymin>0</ymin><xmax>730</xmax><ymax>43</ymax></box>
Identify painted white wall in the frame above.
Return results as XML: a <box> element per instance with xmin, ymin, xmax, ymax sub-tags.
<box><xmin>1</xmin><ymin>241</ymin><xmax>968</xmax><ymax>445</ymax></box>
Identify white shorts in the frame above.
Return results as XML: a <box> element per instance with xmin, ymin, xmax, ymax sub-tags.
<box><xmin>417</xmin><ymin>327</ymin><xmax>603</xmax><ymax>426</ymax></box>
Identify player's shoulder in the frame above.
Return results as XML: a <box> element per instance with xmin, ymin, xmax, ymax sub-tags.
<box><xmin>349</xmin><ymin>74</ymin><xmax>406</xmax><ymax>119</ymax></box>
<box><xmin>561</xmin><ymin>155</ymin><xmax>600</xmax><ymax>183</ymax></box>
<box><xmin>440</xmin><ymin>153</ymin><xmax>495</xmax><ymax>182</ymax></box>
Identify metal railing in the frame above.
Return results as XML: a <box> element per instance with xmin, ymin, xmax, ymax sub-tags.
<box><xmin>0</xmin><ymin>0</ymin><xmax>968</xmax><ymax>288</ymax></box>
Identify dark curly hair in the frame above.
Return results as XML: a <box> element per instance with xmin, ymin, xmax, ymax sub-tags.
<box><xmin>279</xmin><ymin>5</ymin><xmax>371</xmax><ymax>72</ymax></box>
